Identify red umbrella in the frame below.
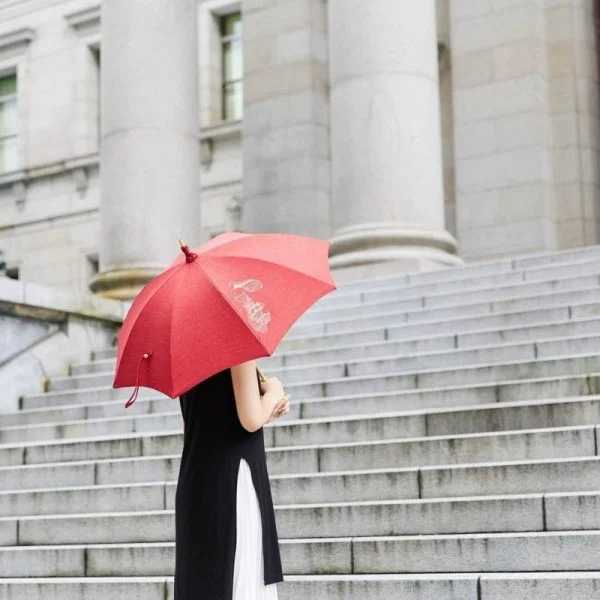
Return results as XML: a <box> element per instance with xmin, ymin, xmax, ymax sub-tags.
<box><xmin>113</xmin><ymin>231</ymin><xmax>337</xmax><ymax>408</ymax></box>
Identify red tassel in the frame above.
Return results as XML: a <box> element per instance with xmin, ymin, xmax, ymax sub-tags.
<box><xmin>125</xmin><ymin>352</ymin><xmax>152</xmax><ymax>408</ymax></box>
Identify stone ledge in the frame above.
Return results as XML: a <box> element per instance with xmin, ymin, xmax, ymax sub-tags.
<box><xmin>0</xmin><ymin>153</ymin><xmax>98</xmax><ymax>188</ymax></box>
<box><xmin>0</xmin><ymin>27</ymin><xmax>35</xmax><ymax>57</ymax></box>
<box><xmin>0</xmin><ymin>276</ymin><xmax>124</xmax><ymax>324</ymax></box>
<box><xmin>64</xmin><ymin>5</ymin><xmax>100</xmax><ymax>46</ymax></box>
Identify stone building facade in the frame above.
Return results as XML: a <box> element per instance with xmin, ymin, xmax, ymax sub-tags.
<box><xmin>0</xmin><ymin>0</ymin><xmax>597</xmax><ymax>299</ymax></box>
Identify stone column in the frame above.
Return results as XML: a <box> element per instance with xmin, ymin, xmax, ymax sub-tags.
<box><xmin>90</xmin><ymin>0</ymin><xmax>200</xmax><ymax>299</ymax></box>
<box><xmin>242</xmin><ymin>0</ymin><xmax>330</xmax><ymax>239</ymax></box>
<box><xmin>328</xmin><ymin>0</ymin><xmax>461</xmax><ymax>271</ymax></box>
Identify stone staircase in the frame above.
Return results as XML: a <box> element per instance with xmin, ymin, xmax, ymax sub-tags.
<box><xmin>3</xmin><ymin>246</ymin><xmax>600</xmax><ymax>599</ymax></box>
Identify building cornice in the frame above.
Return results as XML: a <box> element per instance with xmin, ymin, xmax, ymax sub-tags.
<box><xmin>65</xmin><ymin>5</ymin><xmax>100</xmax><ymax>47</ymax></box>
<box><xmin>0</xmin><ymin>0</ymin><xmax>71</xmax><ymax>21</ymax></box>
<box><xmin>0</xmin><ymin>27</ymin><xmax>35</xmax><ymax>61</ymax></box>
<box><xmin>0</xmin><ymin>153</ymin><xmax>99</xmax><ymax>209</ymax></box>
<box><xmin>199</xmin><ymin>120</ymin><xmax>242</xmax><ymax>166</ymax></box>
<box><xmin>65</xmin><ymin>5</ymin><xmax>100</xmax><ymax>34</ymax></box>
<box><xmin>0</xmin><ymin>153</ymin><xmax>98</xmax><ymax>187</ymax></box>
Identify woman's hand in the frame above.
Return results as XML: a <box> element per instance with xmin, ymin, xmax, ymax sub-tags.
<box><xmin>260</xmin><ymin>375</ymin><xmax>284</xmax><ymax>398</ymax></box>
<box><xmin>266</xmin><ymin>393</ymin><xmax>290</xmax><ymax>424</ymax></box>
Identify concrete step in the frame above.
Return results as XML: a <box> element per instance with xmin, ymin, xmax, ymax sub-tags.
<box><xmin>3</xmin><ymin>531</ymin><xmax>600</xmax><ymax>576</ymax></box>
<box><xmin>369</xmin><ymin>273</ymin><xmax>600</xmax><ymax>309</ymax></box>
<box><xmin>332</xmin><ymin>248</ymin><xmax>600</xmax><ymax>296</ymax></box>
<box><xmin>479</xmin><ymin>572</ymin><xmax>600</xmax><ymax>600</ymax></box>
<box><xmin>0</xmin><ymin>575</ymin><xmax>480</xmax><ymax>600</ymax></box>
<box><xmin>329</xmin><ymin>253</ymin><xmax>598</xmax><ymax>306</ymax></box>
<box><xmin>0</xmin><ymin>425</ymin><xmax>597</xmax><ymax>500</ymax></box>
<box><xmin>3</xmin><ymin>454</ymin><xmax>600</xmax><ymax>504</ymax></box>
<box><xmin>72</xmin><ymin>320</ymin><xmax>600</xmax><ymax>375</ymax></box>
<box><xmin>5</xmin><ymin>491</ymin><xmax>600</xmax><ymax>544</ymax></box>
<box><xmin>56</xmin><ymin>333</ymin><xmax>600</xmax><ymax>390</ymax></box>
<box><xmin>9</xmin><ymin>368</ymin><xmax>600</xmax><ymax>433</ymax></box>
<box><xmin>3</xmin><ymin>394</ymin><xmax>600</xmax><ymax>449</ymax></box>
<box><xmin>0</xmin><ymin>420</ymin><xmax>596</xmax><ymax>471</ymax></box>
<box><xmin>22</xmin><ymin>350</ymin><xmax>600</xmax><ymax>410</ymax></box>
<box><xmin>289</xmin><ymin>287</ymin><xmax>600</xmax><ymax>338</ymax></box>
<box><xmin>282</xmin><ymin>311</ymin><xmax>600</xmax><ymax>353</ymax></box>
<box><xmin>298</xmin><ymin>275</ymin><xmax>600</xmax><ymax>324</ymax></box>
<box><xmin>3</xmin><ymin>573</ymin><xmax>600</xmax><ymax>600</ymax></box>
<box><xmin>88</xmin><ymin>298</ymin><xmax>600</xmax><ymax>362</ymax></box>
<box><xmin>342</xmin><ymin>531</ymin><xmax>600</xmax><ymax>574</ymax></box>
<box><xmin>290</xmin><ymin>300</ymin><xmax>600</xmax><ymax>342</ymax></box>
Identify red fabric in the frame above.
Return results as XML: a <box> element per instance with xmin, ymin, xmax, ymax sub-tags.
<box><xmin>113</xmin><ymin>232</ymin><xmax>336</xmax><ymax>406</ymax></box>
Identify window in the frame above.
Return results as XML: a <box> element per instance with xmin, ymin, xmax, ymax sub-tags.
<box><xmin>91</xmin><ymin>46</ymin><xmax>101</xmax><ymax>145</ymax></box>
<box><xmin>0</xmin><ymin>74</ymin><xmax>18</xmax><ymax>173</ymax></box>
<box><xmin>6</xmin><ymin>265</ymin><xmax>19</xmax><ymax>280</ymax></box>
<box><xmin>220</xmin><ymin>12</ymin><xmax>243</xmax><ymax>121</ymax></box>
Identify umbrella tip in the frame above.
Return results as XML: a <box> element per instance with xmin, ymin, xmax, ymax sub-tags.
<box><xmin>179</xmin><ymin>239</ymin><xmax>198</xmax><ymax>263</ymax></box>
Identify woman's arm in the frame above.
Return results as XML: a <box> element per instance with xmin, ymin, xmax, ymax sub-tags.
<box><xmin>230</xmin><ymin>359</ymin><xmax>287</xmax><ymax>432</ymax></box>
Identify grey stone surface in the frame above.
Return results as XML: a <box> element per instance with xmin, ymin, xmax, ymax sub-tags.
<box><xmin>96</xmin><ymin>0</ymin><xmax>200</xmax><ymax>298</ymax></box>
<box><xmin>3</xmin><ymin>246</ymin><xmax>600</xmax><ymax>594</ymax></box>
<box><xmin>328</xmin><ymin>0</ymin><xmax>459</xmax><ymax>269</ymax></box>
<box><xmin>242</xmin><ymin>0</ymin><xmax>330</xmax><ymax>240</ymax></box>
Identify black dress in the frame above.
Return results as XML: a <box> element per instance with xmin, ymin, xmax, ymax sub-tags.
<box><xmin>174</xmin><ymin>366</ymin><xmax>284</xmax><ymax>599</ymax></box>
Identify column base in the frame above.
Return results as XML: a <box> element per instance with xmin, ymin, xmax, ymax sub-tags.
<box><xmin>89</xmin><ymin>265</ymin><xmax>165</xmax><ymax>300</ymax></box>
<box><xmin>329</xmin><ymin>222</ymin><xmax>464</xmax><ymax>280</ymax></box>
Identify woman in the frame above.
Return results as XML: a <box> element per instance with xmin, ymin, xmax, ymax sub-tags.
<box><xmin>174</xmin><ymin>358</ymin><xmax>290</xmax><ymax>599</ymax></box>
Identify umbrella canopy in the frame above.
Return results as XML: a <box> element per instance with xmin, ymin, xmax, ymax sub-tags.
<box><xmin>113</xmin><ymin>231</ymin><xmax>336</xmax><ymax>407</ymax></box>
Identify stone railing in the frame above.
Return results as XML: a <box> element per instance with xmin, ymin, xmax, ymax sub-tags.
<box><xmin>0</xmin><ymin>276</ymin><xmax>124</xmax><ymax>412</ymax></box>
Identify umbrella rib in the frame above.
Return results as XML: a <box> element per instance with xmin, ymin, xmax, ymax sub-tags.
<box><xmin>191</xmin><ymin>259</ymin><xmax>271</xmax><ymax>356</ymax></box>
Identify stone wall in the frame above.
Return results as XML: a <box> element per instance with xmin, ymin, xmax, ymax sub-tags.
<box><xmin>450</xmin><ymin>0</ymin><xmax>599</xmax><ymax>261</ymax></box>
<box><xmin>0</xmin><ymin>274</ymin><xmax>122</xmax><ymax>412</ymax></box>
<box><xmin>241</xmin><ymin>0</ymin><xmax>330</xmax><ymax>239</ymax></box>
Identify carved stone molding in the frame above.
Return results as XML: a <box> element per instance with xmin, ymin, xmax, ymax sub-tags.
<box><xmin>0</xmin><ymin>27</ymin><xmax>35</xmax><ymax>61</ymax></box>
<box><xmin>12</xmin><ymin>180</ymin><xmax>26</xmax><ymax>210</ymax></box>
<box><xmin>71</xmin><ymin>167</ymin><xmax>89</xmax><ymax>197</ymax></box>
<box><xmin>65</xmin><ymin>5</ymin><xmax>101</xmax><ymax>44</ymax></box>
<box><xmin>199</xmin><ymin>120</ymin><xmax>241</xmax><ymax>168</ymax></box>
<box><xmin>226</xmin><ymin>194</ymin><xmax>242</xmax><ymax>230</ymax></box>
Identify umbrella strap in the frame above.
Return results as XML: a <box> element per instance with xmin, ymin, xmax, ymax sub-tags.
<box><xmin>124</xmin><ymin>352</ymin><xmax>152</xmax><ymax>409</ymax></box>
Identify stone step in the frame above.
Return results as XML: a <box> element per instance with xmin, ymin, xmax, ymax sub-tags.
<box><xmin>479</xmin><ymin>572</ymin><xmax>600</xmax><ymax>600</ymax></box>
<box><xmin>3</xmin><ymin>448</ymin><xmax>599</xmax><ymax>527</ymax></box>
<box><xmin>308</xmin><ymin>268</ymin><xmax>560</xmax><ymax>314</ymax></box>
<box><xmin>4</xmin><ymin>491</ymin><xmax>600</xmax><ymax>544</ymax></box>
<box><xmin>22</xmin><ymin>350</ymin><xmax>600</xmax><ymax>410</ymax></box>
<box><xmin>367</xmin><ymin>273</ymin><xmax>600</xmax><ymax>309</ymax></box>
<box><xmin>292</xmin><ymin>301</ymin><xmax>600</xmax><ymax>342</ymax></box>
<box><xmin>3</xmin><ymin>454</ymin><xmax>600</xmax><ymax>504</ymax></box>
<box><xmin>342</xmin><ymin>531</ymin><xmax>600</xmax><ymax>574</ymax></box>
<box><xmin>57</xmin><ymin>333</ymin><xmax>600</xmax><ymax>390</ymax></box>
<box><xmin>3</xmin><ymin>393</ymin><xmax>600</xmax><ymax>450</ymax></box>
<box><xmin>0</xmin><ymin>575</ymin><xmax>476</xmax><ymax>600</ymax></box>
<box><xmin>3</xmin><ymin>573</ymin><xmax>600</xmax><ymax>600</ymax></box>
<box><xmin>298</xmin><ymin>274</ymin><xmax>600</xmax><ymax>324</ymax></box>
<box><xmin>0</xmin><ymin>425</ymin><xmax>596</xmax><ymax>488</ymax></box>
<box><xmin>282</xmin><ymin>309</ymin><xmax>600</xmax><ymax>353</ymax></box>
<box><xmin>2</xmin><ymin>531</ymin><xmax>600</xmax><ymax>577</ymax></box>
<box><xmin>89</xmin><ymin>298</ymin><xmax>600</xmax><ymax>363</ymax></box>
<box><xmin>10</xmin><ymin>367</ymin><xmax>600</xmax><ymax>433</ymax></box>
<box><xmin>72</xmin><ymin>320</ymin><xmax>600</xmax><ymax>375</ymax></box>
<box><xmin>289</xmin><ymin>287</ymin><xmax>600</xmax><ymax>338</ymax></box>
<box><xmin>333</xmin><ymin>248</ymin><xmax>600</xmax><ymax>296</ymax></box>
